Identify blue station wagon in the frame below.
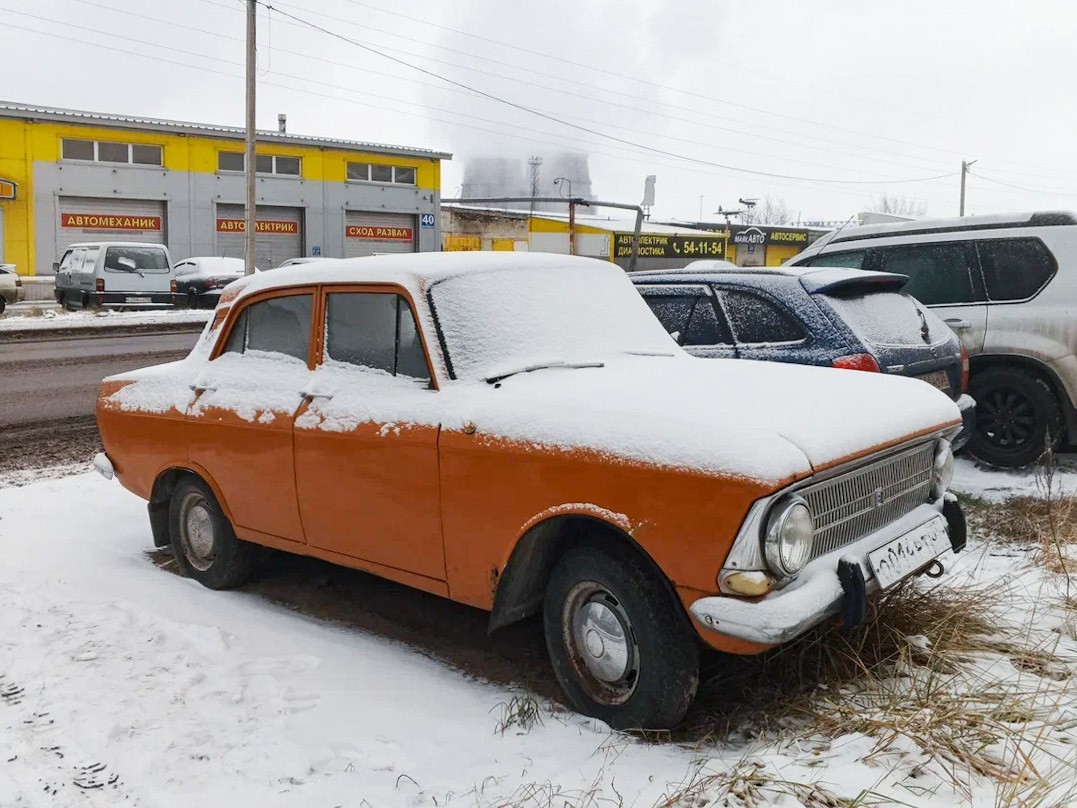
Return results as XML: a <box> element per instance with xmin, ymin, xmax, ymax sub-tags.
<box><xmin>632</xmin><ymin>260</ymin><xmax>976</xmax><ymax>448</ymax></box>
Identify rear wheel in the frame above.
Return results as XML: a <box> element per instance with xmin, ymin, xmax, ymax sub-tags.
<box><xmin>168</xmin><ymin>476</ymin><xmax>254</xmax><ymax>589</ymax></box>
<box><xmin>968</xmin><ymin>367</ymin><xmax>1063</xmax><ymax>468</ymax></box>
<box><xmin>543</xmin><ymin>542</ymin><xmax>699</xmax><ymax>730</ymax></box>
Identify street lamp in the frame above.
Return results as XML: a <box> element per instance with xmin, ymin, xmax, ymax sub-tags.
<box><xmin>553</xmin><ymin>176</ymin><xmax>573</xmax><ymax>199</ymax></box>
<box><xmin>553</xmin><ymin>177</ymin><xmax>575</xmax><ymax>255</ymax></box>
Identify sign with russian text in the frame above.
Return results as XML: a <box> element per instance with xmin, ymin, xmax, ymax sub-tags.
<box><xmin>216</xmin><ymin>218</ymin><xmax>299</xmax><ymax>234</ymax></box>
<box><xmin>345</xmin><ymin>225</ymin><xmax>414</xmax><ymax>241</ymax></box>
<box><xmin>61</xmin><ymin>213</ymin><xmax>161</xmax><ymax>231</ymax></box>
<box><xmin>614</xmin><ymin>232</ymin><xmax>726</xmax><ymax>259</ymax></box>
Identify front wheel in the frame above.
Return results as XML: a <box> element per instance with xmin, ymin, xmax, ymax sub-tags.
<box><xmin>543</xmin><ymin>542</ymin><xmax>699</xmax><ymax>730</ymax></box>
<box><xmin>168</xmin><ymin>476</ymin><xmax>254</xmax><ymax>589</ymax></box>
<box><xmin>968</xmin><ymin>367</ymin><xmax>1063</xmax><ymax>468</ymax></box>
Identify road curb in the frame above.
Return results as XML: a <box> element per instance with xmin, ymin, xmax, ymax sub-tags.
<box><xmin>0</xmin><ymin>321</ymin><xmax>207</xmax><ymax>342</ymax></box>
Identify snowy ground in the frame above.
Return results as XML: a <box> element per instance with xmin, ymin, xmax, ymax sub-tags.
<box><xmin>2</xmin><ymin>464</ymin><xmax>1076</xmax><ymax>806</ymax></box>
<box><xmin>0</xmin><ymin>308</ymin><xmax>210</xmax><ymax>331</ymax></box>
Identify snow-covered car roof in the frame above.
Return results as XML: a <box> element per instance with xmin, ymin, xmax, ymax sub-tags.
<box><xmin>224</xmin><ymin>252</ymin><xmax>616</xmax><ymax>306</ymax></box>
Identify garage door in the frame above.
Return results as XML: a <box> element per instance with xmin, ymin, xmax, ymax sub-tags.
<box><xmin>216</xmin><ymin>204</ymin><xmax>303</xmax><ymax>269</ymax></box>
<box><xmin>57</xmin><ymin>197</ymin><xmax>166</xmax><ymax>257</ymax></box>
<box><xmin>343</xmin><ymin>211</ymin><xmax>416</xmax><ymax>258</ymax></box>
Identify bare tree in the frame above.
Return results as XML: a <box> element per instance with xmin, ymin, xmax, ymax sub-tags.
<box><xmin>753</xmin><ymin>196</ymin><xmax>791</xmax><ymax>225</ymax></box>
<box><xmin>870</xmin><ymin>193</ymin><xmax>927</xmax><ymax>218</ymax></box>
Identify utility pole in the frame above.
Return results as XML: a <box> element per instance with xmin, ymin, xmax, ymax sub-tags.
<box><xmin>959</xmin><ymin>159</ymin><xmax>976</xmax><ymax>217</ymax></box>
<box><xmin>244</xmin><ymin>0</ymin><xmax>257</xmax><ymax>275</ymax></box>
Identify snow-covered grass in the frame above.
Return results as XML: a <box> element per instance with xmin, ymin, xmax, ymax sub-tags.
<box><xmin>0</xmin><ymin>307</ymin><xmax>211</xmax><ymax>331</ymax></box>
<box><xmin>2</xmin><ymin>462</ymin><xmax>1077</xmax><ymax>806</ymax></box>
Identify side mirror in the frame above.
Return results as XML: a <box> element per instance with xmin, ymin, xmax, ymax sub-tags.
<box><xmin>52</xmin><ymin>262</ymin><xmax>60</xmax><ymax>273</ymax></box>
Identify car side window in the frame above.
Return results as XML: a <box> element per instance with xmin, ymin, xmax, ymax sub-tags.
<box><xmin>81</xmin><ymin>248</ymin><xmax>99</xmax><ymax>271</ymax></box>
<box><xmin>66</xmin><ymin>249</ymin><xmax>85</xmax><ymax>274</ymax></box>
<box><xmin>807</xmin><ymin>250</ymin><xmax>866</xmax><ymax>269</ymax></box>
<box><xmin>58</xmin><ymin>249</ymin><xmax>78</xmax><ymax>272</ymax></box>
<box><xmin>720</xmin><ymin>289</ymin><xmax>806</xmax><ymax>344</ymax></box>
<box><xmin>324</xmin><ymin>292</ymin><xmax>431</xmax><ymax>383</ymax></box>
<box><xmin>641</xmin><ymin>295</ymin><xmax>695</xmax><ymax>343</ymax></box>
<box><xmin>222</xmin><ymin>294</ymin><xmax>313</xmax><ymax>362</ymax></box>
<box><xmin>684</xmin><ymin>297</ymin><xmax>733</xmax><ymax>345</ymax></box>
<box><xmin>174</xmin><ymin>261</ymin><xmax>194</xmax><ymax>276</ymax></box>
<box><xmin>976</xmin><ymin>238</ymin><xmax>1056</xmax><ymax>301</ymax></box>
<box><xmin>874</xmin><ymin>243</ymin><xmax>978</xmax><ymax>305</ymax></box>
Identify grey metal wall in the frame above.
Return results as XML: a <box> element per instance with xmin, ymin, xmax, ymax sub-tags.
<box><xmin>31</xmin><ymin>161</ymin><xmax>441</xmax><ymax>274</ymax></box>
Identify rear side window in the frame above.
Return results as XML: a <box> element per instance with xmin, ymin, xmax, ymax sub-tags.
<box><xmin>325</xmin><ymin>292</ymin><xmax>430</xmax><ymax>382</ymax></box>
<box><xmin>103</xmin><ymin>246</ymin><xmax>170</xmax><ymax>274</ymax></box>
<box><xmin>874</xmin><ymin>243</ymin><xmax>977</xmax><ymax>305</ymax></box>
<box><xmin>808</xmin><ymin>250</ymin><xmax>866</xmax><ymax>269</ymax></box>
<box><xmin>720</xmin><ymin>289</ymin><xmax>806</xmax><ymax>344</ymax></box>
<box><xmin>223</xmin><ymin>294</ymin><xmax>313</xmax><ymax>362</ymax></box>
<box><xmin>640</xmin><ymin>292</ymin><xmax>732</xmax><ymax>346</ymax></box>
<box><xmin>976</xmin><ymin>238</ymin><xmax>1056</xmax><ymax>301</ymax></box>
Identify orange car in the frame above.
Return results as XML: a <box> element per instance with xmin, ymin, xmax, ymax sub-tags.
<box><xmin>95</xmin><ymin>252</ymin><xmax>966</xmax><ymax>729</ymax></box>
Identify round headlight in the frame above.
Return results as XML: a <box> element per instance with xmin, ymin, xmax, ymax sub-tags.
<box><xmin>764</xmin><ymin>498</ymin><xmax>814</xmax><ymax>578</ymax></box>
<box><xmin>932</xmin><ymin>439</ymin><xmax>954</xmax><ymax>499</ymax></box>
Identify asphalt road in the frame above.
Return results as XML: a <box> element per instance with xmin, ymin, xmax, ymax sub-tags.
<box><xmin>0</xmin><ymin>330</ymin><xmax>199</xmax><ymax>428</ymax></box>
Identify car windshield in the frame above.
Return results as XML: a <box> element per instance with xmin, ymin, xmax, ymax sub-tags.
<box><xmin>823</xmin><ymin>290</ymin><xmax>952</xmax><ymax>347</ymax></box>
<box><xmin>429</xmin><ymin>263</ymin><xmax>678</xmax><ymax>381</ymax></box>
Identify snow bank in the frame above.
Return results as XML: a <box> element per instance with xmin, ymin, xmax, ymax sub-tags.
<box><xmin>0</xmin><ymin>308</ymin><xmax>211</xmax><ymax>331</ymax></box>
<box><xmin>952</xmin><ymin>455</ymin><xmax>1077</xmax><ymax>501</ymax></box>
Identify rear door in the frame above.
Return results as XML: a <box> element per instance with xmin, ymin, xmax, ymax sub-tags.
<box><xmin>870</xmin><ymin>240</ymin><xmax>988</xmax><ymax>355</ymax></box>
<box><xmin>635</xmin><ymin>284</ymin><xmax>737</xmax><ymax>358</ymax></box>
<box><xmin>715</xmin><ymin>286</ymin><xmax>815</xmax><ymax>364</ymax></box>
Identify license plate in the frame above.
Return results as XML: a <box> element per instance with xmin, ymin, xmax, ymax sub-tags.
<box><xmin>917</xmin><ymin>370</ymin><xmax>951</xmax><ymax>394</ymax></box>
<box><xmin>867</xmin><ymin>515</ymin><xmax>950</xmax><ymax>589</ymax></box>
<box><xmin>125</xmin><ymin>296</ymin><xmax>152</xmax><ymax>304</ymax></box>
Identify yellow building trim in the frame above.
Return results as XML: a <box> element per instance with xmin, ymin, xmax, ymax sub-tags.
<box><xmin>766</xmin><ymin>245</ymin><xmax>800</xmax><ymax>267</ymax></box>
<box><xmin>529</xmin><ymin>216</ymin><xmax>610</xmax><ymax>236</ymax></box>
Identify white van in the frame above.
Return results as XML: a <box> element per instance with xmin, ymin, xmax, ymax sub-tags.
<box><xmin>54</xmin><ymin>242</ymin><xmax>176</xmax><ymax>309</ymax></box>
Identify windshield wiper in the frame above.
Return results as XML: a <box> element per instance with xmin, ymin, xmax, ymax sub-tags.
<box><xmin>485</xmin><ymin>360</ymin><xmax>605</xmax><ymax>385</ymax></box>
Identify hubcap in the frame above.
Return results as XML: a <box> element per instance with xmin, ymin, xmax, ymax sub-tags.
<box><xmin>978</xmin><ymin>388</ymin><xmax>1035</xmax><ymax>449</ymax></box>
<box><xmin>179</xmin><ymin>492</ymin><xmax>216</xmax><ymax>571</ymax></box>
<box><xmin>563</xmin><ymin>583</ymin><xmax>639</xmax><ymax>704</ymax></box>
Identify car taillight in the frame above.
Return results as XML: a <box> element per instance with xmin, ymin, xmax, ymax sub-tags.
<box><xmin>95</xmin><ymin>278</ymin><xmax>105</xmax><ymax>292</ymax></box>
<box><xmin>14</xmin><ymin>275</ymin><xmax>21</xmax><ymax>287</ymax></box>
<box><xmin>170</xmin><ymin>279</ymin><xmax>177</xmax><ymax>293</ymax></box>
<box><xmin>832</xmin><ymin>353</ymin><xmax>880</xmax><ymax>373</ymax></box>
<box><xmin>960</xmin><ymin>344</ymin><xmax>970</xmax><ymax>393</ymax></box>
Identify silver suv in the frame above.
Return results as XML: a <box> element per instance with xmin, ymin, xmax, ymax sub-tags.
<box><xmin>788</xmin><ymin>211</ymin><xmax>1077</xmax><ymax>468</ymax></box>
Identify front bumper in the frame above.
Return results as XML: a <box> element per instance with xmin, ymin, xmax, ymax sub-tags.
<box><xmin>690</xmin><ymin>497</ymin><xmax>966</xmax><ymax>646</ymax></box>
<box><xmin>953</xmin><ymin>393</ymin><xmax>976</xmax><ymax>451</ymax></box>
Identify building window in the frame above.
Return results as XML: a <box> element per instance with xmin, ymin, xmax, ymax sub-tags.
<box><xmin>219</xmin><ymin>151</ymin><xmax>302</xmax><ymax>176</ymax></box>
<box><xmin>61</xmin><ymin>138</ymin><xmax>162</xmax><ymax>166</ymax></box>
<box><xmin>346</xmin><ymin>161</ymin><xmax>418</xmax><ymax>185</ymax></box>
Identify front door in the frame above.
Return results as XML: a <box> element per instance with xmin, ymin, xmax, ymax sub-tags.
<box><xmin>293</xmin><ymin>287</ymin><xmax>445</xmax><ymax>580</ymax></box>
<box><xmin>185</xmin><ymin>289</ymin><xmax>316</xmax><ymax>542</ymax></box>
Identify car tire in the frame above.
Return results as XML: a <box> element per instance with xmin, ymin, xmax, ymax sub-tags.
<box><xmin>967</xmin><ymin>367</ymin><xmax>1063</xmax><ymax>468</ymax></box>
<box><xmin>543</xmin><ymin>541</ymin><xmax>699</xmax><ymax>730</ymax></box>
<box><xmin>169</xmin><ymin>476</ymin><xmax>254</xmax><ymax>590</ymax></box>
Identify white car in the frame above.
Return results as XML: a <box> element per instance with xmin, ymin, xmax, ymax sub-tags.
<box><xmin>0</xmin><ymin>264</ymin><xmax>24</xmax><ymax>313</ymax></box>
<box><xmin>54</xmin><ymin>242</ymin><xmax>176</xmax><ymax>310</ymax></box>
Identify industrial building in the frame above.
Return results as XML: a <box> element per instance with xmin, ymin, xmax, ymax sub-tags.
<box><xmin>0</xmin><ymin>103</ymin><xmax>450</xmax><ymax>275</ymax></box>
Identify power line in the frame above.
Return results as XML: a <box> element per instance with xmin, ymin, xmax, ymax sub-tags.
<box><xmin>255</xmin><ymin>0</ymin><xmax>960</xmax><ymax>187</ymax></box>
<box><xmin>968</xmin><ymin>170</ymin><xmax>1077</xmax><ymax>198</ymax></box>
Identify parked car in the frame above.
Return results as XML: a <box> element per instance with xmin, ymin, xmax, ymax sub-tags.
<box><xmin>95</xmin><ymin>253</ymin><xmax>966</xmax><ymax>729</ymax></box>
<box><xmin>173</xmin><ymin>257</ymin><xmax>252</xmax><ymax>309</ymax></box>
<box><xmin>0</xmin><ymin>264</ymin><xmax>24</xmax><ymax>313</ymax></box>
<box><xmin>632</xmin><ymin>261</ymin><xmax>976</xmax><ymax>450</ymax></box>
<box><xmin>276</xmin><ymin>256</ymin><xmax>332</xmax><ymax>269</ymax></box>
<box><xmin>787</xmin><ymin>211</ymin><xmax>1077</xmax><ymax>467</ymax></box>
<box><xmin>54</xmin><ymin>242</ymin><xmax>176</xmax><ymax>309</ymax></box>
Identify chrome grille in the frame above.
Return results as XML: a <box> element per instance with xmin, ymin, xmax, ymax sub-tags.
<box><xmin>801</xmin><ymin>443</ymin><xmax>934</xmax><ymax>560</ymax></box>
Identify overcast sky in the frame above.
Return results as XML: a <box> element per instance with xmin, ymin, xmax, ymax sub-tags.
<box><xmin>5</xmin><ymin>0</ymin><xmax>1077</xmax><ymax>223</ymax></box>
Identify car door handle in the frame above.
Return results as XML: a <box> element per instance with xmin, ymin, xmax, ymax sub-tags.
<box><xmin>300</xmin><ymin>390</ymin><xmax>334</xmax><ymax>400</ymax></box>
<box><xmin>943</xmin><ymin>318</ymin><xmax>972</xmax><ymax>330</ymax></box>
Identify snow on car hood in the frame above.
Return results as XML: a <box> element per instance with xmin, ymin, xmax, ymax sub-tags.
<box><xmin>447</xmin><ymin>354</ymin><xmax>960</xmax><ymax>482</ymax></box>
<box><xmin>104</xmin><ymin>350</ymin><xmax>959</xmax><ymax>487</ymax></box>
